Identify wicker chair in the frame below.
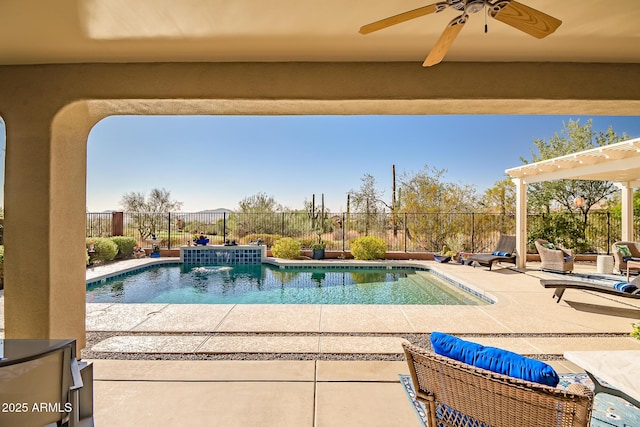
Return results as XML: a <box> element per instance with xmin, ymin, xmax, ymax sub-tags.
<box><xmin>403</xmin><ymin>343</ymin><xmax>593</xmax><ymax>427</ymax></box>
<box><xmin>611</xmin><ymin>241</ymin><xmax>640</xmax><ymax>274</ymax></box>
<box><xmin>535</xmin><ymin>239</ymin><xmax>574</xmax><ymax>273</ymax></box>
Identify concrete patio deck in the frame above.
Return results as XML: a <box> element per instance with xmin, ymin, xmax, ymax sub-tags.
<box><xmin>2</xmin><ymin>257</ymin><xmax>640</xmax><ymax>426</ymax></box>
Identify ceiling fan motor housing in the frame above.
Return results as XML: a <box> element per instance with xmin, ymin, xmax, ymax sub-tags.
<box><xmin>465</xmin><ymin>0</ymin><xmax>486</xmax><ymax>14</ymax></box>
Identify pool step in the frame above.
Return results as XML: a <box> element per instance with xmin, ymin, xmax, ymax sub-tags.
<box><xmin>403</xmin><ymin>271</ymin><xmax>488</xmax><ymax>305</ymax></box>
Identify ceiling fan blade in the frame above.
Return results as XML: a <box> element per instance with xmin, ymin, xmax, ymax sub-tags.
<box><xmin>359</xmin><ymin>3</ymin><xmax>446</xmax><ymax>34</ymax></box>
<box><xmin>489</xmin><ymin>0</ymin><xmax>562</xmax><ymax>39</ymax></box>
<box><xmin>423</xmin><ymin>15</ymin><xmax>466</xmax><ymax>67</ymax></box>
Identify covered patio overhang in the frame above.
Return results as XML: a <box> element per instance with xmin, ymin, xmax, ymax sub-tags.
<box><xmin>506</xmin><ymin>137</ymin><xmax>640</xmax><ymax>268</ymax></box>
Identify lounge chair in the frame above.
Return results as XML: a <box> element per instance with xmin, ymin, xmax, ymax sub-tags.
<box><xmin>535</xmin><ymin>238</ymin><xmax>574</xmax><ymax>273</ymax></box>
<box><xmin>541</xmin><ymin>277</ymin><xmax>640</xmax><ymax>303</ymax></box>
<box><xmin>468</xmin><ymin>235</ymin><xmax>516</xmax><ymax>271</ymax></box>
<box><xmin>403</xmin><ymin>342</ymin><xmax>593</xmax><ymax>427</ymax></box>
<box><xmin>611</xmin><ymin>241</ymin><xmax>640</xmax><ymax>274</ymax></box>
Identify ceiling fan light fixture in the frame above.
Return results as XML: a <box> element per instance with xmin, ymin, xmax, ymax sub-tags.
<box><xmin>465</xmin><ymin>0</ymin><xmax>486</xmax><ymax>14</ymax></box>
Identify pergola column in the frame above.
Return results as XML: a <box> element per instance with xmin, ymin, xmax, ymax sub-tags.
<box><xmin>513</xmin><ymin>178</ymin><xmax>527</xmax><ymax>268</ymax></box>
<box><xmin>620</xmin><ymin>183</ymin><xmax>634</xmax><ymax>242</ymax></box>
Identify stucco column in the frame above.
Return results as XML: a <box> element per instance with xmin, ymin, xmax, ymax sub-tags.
<box><xmin>513</xmin><ymin>178</ymin><xmax>527</xmax><ymax>268</ymax></box>
<box><xmin>4</xmin><ymin>103</ymin><xmax>90</xmax><ymax>349</ymax></box>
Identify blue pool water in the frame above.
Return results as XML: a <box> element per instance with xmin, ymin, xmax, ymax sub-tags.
<box><xmin>86</xmin><ymin>264</ymin><xmax>488</xmax><ymax>305</ymax></box>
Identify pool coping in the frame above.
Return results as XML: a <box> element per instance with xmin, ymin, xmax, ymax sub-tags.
<box><xmin>86</xmin><ymin>257</ymin><xmax>496</xmax><ymax>304</ymax></box>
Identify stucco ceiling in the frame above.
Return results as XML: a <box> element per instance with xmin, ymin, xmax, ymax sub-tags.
<box><xmin>1</xmin><ymin>0</ymin><xmax>639</xmax><ymax>65</ymax></box>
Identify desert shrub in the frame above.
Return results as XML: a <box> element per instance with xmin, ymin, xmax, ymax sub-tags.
<box><xmin>208</xmin><ymin>235</ymin><xmax>225</xmax><ymax>245</ymax></box>
<box><xmin>350</xmin><ymin>236</ymin><xmax>386</xmax><ymax>260</ymax></box>
<box><xmin>299</xmin><ymin>238</ymin><xmax>315</xmax><ymax>249</ymax></box>
<box><xmin>632</xmin><ymin>323</ymin><xmax>640</xmax><ymax>340</ymax></box>
<box><xmin>88</xmin><ymin>237</ymin><xmax>118</xmax><ymax>263</ymax></box>
<box><xmin>110</xmin><ymin>236</ymin><xmax>138</xmax><ymax>259</ymax></box>
<box><xmin>240</xmin><ymin>233</ymin><xmax>282</xmax><ymax>248</ymax></box>
<box><xmin>159</xmin><ymin>236</ymin><xmax>184</xmax><ymax>248</ymax></box>
<box><xmin>271</xmin><ymin>237</ymin><xmax>301</xmax><ymax>259</ymax></box>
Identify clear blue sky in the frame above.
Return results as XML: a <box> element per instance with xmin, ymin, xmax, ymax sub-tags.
<box><xmin>1</xmin><ymin>115</ymin><xmax>640</xmax><ymax>212</ymax></box>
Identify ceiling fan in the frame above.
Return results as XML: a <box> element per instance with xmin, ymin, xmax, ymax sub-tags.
<box><xmin>359</xmin><ymin>0</ymin><xmax>562</xmax><ymax>67</ymax></box>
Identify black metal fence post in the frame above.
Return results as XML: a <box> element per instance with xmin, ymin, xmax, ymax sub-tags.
<box><xmin>167</xmin><ymin>212</ymin><xmax>171</xmax><ymax>249</ymax></box>
<box><xmin>404</xmin><ymin>213</ymin><xmax>407</xmax><ymax>252</ymax></box>
<box><xmin>223</xmin><ymin>212</ymin><xmax>227</xmax><ymax>243</ymax></box>
<box><xmin>342</xmin><ymin>212</ymin><xmax>346</xmax><ymax>252</ymax></box>
<box><xmin>607</xmin><ymin>211</ymin><xmax>611</xmax><ymax>254</ymax></box>
<box><xmin>471</xmin><ymin>212</ymin><xmax>475</xmax><ymax>252</ymax></box>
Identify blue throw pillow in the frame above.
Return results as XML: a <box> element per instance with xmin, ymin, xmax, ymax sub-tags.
<box><xmin>430</xmin><ymin>332</ymin><xmax>559</xmax><ymax>387</ymax></box>
<box><xmin>613</xmin><ymin>282</ymin><xmax>639</xmax><ymax>293</ymax></box>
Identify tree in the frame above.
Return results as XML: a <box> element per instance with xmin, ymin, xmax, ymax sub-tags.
<box><xmin>480</xmin><ymin>178</ymin><xmax>516</xmax><ymax>216</ymax></box>
<box><xmin>399</xmin><ymin>166</ymin><xmax>477</xmax><ymax>251</ymax></box>
<box><xmin>234</xmin><ymin>192</ymin><xmax>283</xmax><ymax>236</ymax></box>
<box><xmin>521</xmin><ymin>119</ymin><xmax>629</xmax><ymax>251</ymax></box>
<box><xmin>120</xmin><ymin>188</ymin><xmax>182</xmax><ymax>241</ymax></box>
<box><xmin>477</xmin><ymin>178</ymin><xmax>517</xmax><ymax>239</ymax></box>
<box><xmin>348</xmin><ymin>174</ymin><xmax>387</xmax><ymax>234</ymax></box>
<box><xmin>608</xmin><ymin>190</ymin><xmax>640</xmax><ymax>219</ymax></box>
<box><xmin>238</xmin><ymin>192</ymin><xmax>282</xmax><ymax>213</ymax></box>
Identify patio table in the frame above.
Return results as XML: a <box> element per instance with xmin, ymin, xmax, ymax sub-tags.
<box><xmin>564</xmin><ymin>350</ymin><xmax>640</xmax><ymax>409</ymax></box>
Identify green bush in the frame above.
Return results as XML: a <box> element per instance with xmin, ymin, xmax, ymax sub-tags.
<box><xmin>110</xmin><ymin>236</ymin><xmax>138</xmax><ymax>259</ymax></box>
<box><xmin>271</xmin><ymin>237</ymin><xmax>301</xmax><ymax>259</ymax></box>
<box><xmin>88</xmin><ymin>237</ymin><xmax>118</xmax><ymax>263</ymax></box>
<box><xmin>351</xmin><ymin>236</ymin><xmax>386</xmax><ymax>260</ymax></box>
<box><xmin>632</xmin><ymin>323</ymin><xmax>640</xmax><ymax>340</ymax></box>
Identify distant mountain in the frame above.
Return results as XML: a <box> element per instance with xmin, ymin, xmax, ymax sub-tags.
<box><xmin>196</xmin><ymin>208</ymin><xmax>234</xmax><ymax>214</ymax></box>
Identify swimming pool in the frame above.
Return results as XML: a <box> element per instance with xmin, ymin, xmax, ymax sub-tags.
<box><xmin>86</xmin><ymin>264</ymin><xmax>489</xmax><ymax>305</ymax></box>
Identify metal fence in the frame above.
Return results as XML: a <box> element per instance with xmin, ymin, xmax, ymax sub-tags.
<box><xmin>86</xmin><ymin>211</ymin><xmax>639</xmax><ymax>254</ymax></box>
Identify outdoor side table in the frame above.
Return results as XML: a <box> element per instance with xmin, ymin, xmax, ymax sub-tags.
<box><xmin>564</xmin><ymin>350</ymin><xmax>640</xmax><ymax>410</ymax></box>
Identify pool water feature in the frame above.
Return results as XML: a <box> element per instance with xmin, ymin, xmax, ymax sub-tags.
<box><xmin>86</xmin><ymin>264</ymin><xmax>489</xmax><ymax>305</ymax></box>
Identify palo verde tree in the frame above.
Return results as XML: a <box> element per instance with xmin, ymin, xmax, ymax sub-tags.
<box><xmin>233</xmin><ymin>192</ymin><xmax>284</xmax><ymax>237</ymax></box>
<box><xmin>399</xmin><ymin>165</ymin><xmax>477</xmax><ymax>252</ymax></box>
<box><xmin>521</xmin><ymin>119</ymin><xmax>629</xmax><ymax>251</ymax></box>
<box><xmin>479</xmin><ymin>178</ymin><xmax>516</xmax><ymax>231</ymax></box>
<box><xmin>120</xmin><ymin>188</ymin><xmax>182</xmax><ymax>241</ymax></box>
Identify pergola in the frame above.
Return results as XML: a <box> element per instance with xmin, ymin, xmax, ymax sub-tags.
<box><xmin>506</xmin><ymin>137</ymin><xmax>640</xmax><ymax>268</ymax></box>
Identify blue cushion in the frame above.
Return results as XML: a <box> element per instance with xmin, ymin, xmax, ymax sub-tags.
<box><xmin>613</xmin><ymin>282</ymin><xmax>639</xmax><ymax>293</ymax></box>
<box><xmin>430</xmin><ymin>332</ymin><xmax>559</xmax><ymax>387</ymax></box>
<box><xmin>492</xmin><ymin>251</ymin><xmax>511</xmax><ymax>257</ymax></box>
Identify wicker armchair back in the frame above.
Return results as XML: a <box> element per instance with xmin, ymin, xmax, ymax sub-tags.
<box><xmin>403</xmin><ymin>343</ymin><xmax>593</xmax><ymax>427</ymax></box>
